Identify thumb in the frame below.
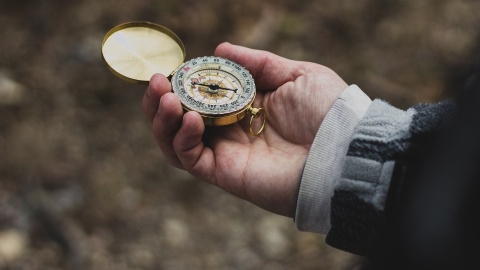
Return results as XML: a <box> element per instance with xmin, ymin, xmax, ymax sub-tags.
<box><xmin>172</xmin><ymin>111</ymin><xmax>216</xmax><ymax>180</ymax></box>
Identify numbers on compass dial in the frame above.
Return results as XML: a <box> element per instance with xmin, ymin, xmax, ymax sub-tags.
<box><xmin>172</xmin><ymin>56</ymin><xmax>256</xmax><ymax>115</ymax></box>
<box><xmin>189</xmin><ymin>70</ymin><xmax>238</xmax><ymax>103</ymax></box>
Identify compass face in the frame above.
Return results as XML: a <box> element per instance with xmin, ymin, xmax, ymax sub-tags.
<box><xmin>171</xmin><ymin>56</ymin><xmax>256</xmax><ymax>116</ymax></box>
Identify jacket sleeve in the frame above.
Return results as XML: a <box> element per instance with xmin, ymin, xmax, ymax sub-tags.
<box><xmin>295</xmin><ymin>85</ymin><xmax>372</xmax><ymax>234</ymax></box>
<box><xmin>325</xmin><ymin>99</ymin><xmax>456</xmax><ymax>256</ymax></box>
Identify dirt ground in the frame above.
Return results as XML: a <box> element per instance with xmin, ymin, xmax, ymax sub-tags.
<box><xmin>1</xmin><ymin>0</ymin><xmax>479</xmax><ymax>269</ymax></box>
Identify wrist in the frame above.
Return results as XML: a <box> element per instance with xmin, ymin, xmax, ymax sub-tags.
<box><xmin>294</xmin><ymin>84</ymin><xmax>371</xmax><ymax>234</ymax></box>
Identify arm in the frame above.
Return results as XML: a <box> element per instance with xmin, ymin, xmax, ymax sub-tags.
<box><xmin>142</xmin><ymin>42</ymin><xmax>457</xmax><ymax>258</ymax></box>
<box><xmin>326</xmin><ymin>99</ymin><xmax>455</xmax><ymax>256</ymax></box>
<box><xmin>295</xmin><ymin>84</ymin><xmax>372</xmax><ymax>233</ymax></box>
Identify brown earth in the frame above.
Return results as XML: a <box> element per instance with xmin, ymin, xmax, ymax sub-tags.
<box><xmin>1</xmin><ymin>0</ymin><xmax>479</xmax><ymax>269</ymax></box>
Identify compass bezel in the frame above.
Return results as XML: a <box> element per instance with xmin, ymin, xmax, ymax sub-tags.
<box><xmin>171</xmin><ymin>56</ymin><xmax>257</xmax><ymax>125</ymax></box>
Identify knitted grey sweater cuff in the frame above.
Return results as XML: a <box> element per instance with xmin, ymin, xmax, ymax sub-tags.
<box><xmin>295</xmin><ymin>84</ymin><xmax>371</xmax><ymax>234</ymax></box>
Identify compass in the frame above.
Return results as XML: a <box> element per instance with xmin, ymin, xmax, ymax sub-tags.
<box><xmin>101</xmin><ymin>21</ymin><xmax>266</xmax><ymax>135</ymax></box>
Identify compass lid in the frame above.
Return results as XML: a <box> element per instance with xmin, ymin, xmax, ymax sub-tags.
<box><xmin>101</xmin><ymin>21</ymin><xmax>186</xmax><ymax>84</ymax></box>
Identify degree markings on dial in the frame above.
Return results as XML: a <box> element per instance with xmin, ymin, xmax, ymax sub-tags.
<box><xmin>190</xmin><ymin>70</ymin><xmax>241</xmax><ymax>95</ymax></box>
<box><xmin>173</xmin><ymin>57</ymin><xmax>255</xmax><ymax>115</ymax></box>
<box><xmin>196</xmin><ymin>69</ymin><xmax>244</xmax><ymax>89</ymax></box>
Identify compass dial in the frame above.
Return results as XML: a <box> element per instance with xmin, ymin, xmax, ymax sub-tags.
<box><xmin>172</xmin><ymin>56</ymin><xmax>256</xmax><ymax>116</ymax></box>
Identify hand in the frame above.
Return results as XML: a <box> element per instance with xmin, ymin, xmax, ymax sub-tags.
<box><xmin>141</xmin><ymin>42</ymin><xmax>348</xmax><ymax>217</ymax></box>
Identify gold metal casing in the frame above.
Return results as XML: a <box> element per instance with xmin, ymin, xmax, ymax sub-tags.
<box><xmin>196</xmin><ymin>94</ymin><xmax>266</xmax><ymax>136</ymax></box>
<box><xmin>101</xmin><ymin>21</ymin><xmax>266</xmax><ymax>135</ymax></box>
<box><xmin>101</xmin><ymin>21</ymin><xmax>186</xmax><ymax>84</ymax></box>
<box><xmin>198</xmin><ymin>96</ymin><xmax>255</xmax><ymax>126</ymax></box>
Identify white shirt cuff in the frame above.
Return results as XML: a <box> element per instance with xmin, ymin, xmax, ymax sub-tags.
<box><xmin>295</xmin><ymin>84</ymin><xmax>372</xmax><ymax>234</ymax></box>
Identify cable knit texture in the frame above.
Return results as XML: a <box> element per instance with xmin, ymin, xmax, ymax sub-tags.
<box><xmin>326</xmin><ymin>99</ymin><xmax>456</xmax><ymax>256</ymax></box>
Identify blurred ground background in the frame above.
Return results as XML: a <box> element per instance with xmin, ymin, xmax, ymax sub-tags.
<box><xmin>1</xmin><ymin>0</ymin><xmax>479</xmax><ymax>269</ymax></box>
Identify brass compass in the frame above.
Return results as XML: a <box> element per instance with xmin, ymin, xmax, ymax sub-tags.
<box><xmin>101</xmin><ymin>21</ymin><xmax>266</xmax><ymax>135</ymax></box>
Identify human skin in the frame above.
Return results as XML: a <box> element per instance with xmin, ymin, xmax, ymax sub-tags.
<box><xmin>141</xmin><ymin>42</ymin><xmax>348</xmax><ymax>218</ymax></box>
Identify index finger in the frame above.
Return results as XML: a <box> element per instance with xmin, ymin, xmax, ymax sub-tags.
<box><xmin>214</xmin><ymin>42</ymin><xmax>303</xmax><ymax>91</ymax></box>
<box><xmin>142</xmin><ymin>73</ymin><xmax>173</xmax><ymax>123</ymax></box>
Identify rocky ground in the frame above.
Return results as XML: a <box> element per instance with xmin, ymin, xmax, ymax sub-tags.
<box><xmin>1</xmin><ymin>0</ymin><xmax>479</xmax><ymax>269</ymax></box>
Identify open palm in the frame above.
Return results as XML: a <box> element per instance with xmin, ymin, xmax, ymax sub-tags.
<box><xmin>142</xmin><ymin>43</ymin><xmax>347</xmax><ymax>217</ymax></box>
